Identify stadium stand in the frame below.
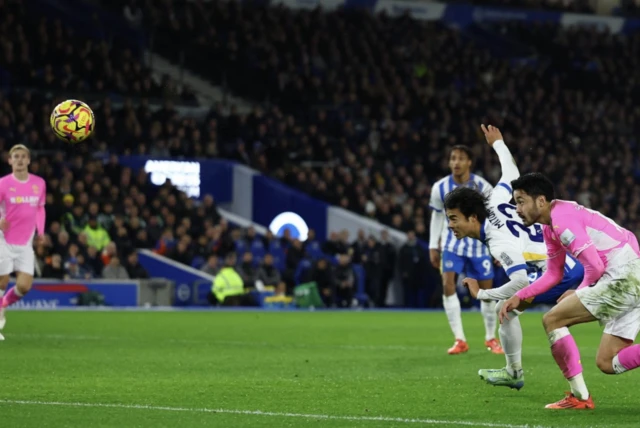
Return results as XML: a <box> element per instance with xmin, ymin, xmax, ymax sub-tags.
<box><xmin>2</xmin><ymin>0</ymin><xmax>640</xmax><ymax>308</ymax></box>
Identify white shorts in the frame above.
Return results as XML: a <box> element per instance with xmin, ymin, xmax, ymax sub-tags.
<box><xmin>576</xmin><ymin>258</ymin><xmax>640</xmax><ymax>341</ymax></box>
<box><xmin>0</xmin><ymin>241</ymin><xmax>35</xmax><ymax>276</ymax></box>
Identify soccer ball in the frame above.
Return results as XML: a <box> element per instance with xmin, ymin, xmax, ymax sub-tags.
<box><xmin>50</xmin><ymin>99</ymin><xmax>95</xmax><ymax>143</ymax></box>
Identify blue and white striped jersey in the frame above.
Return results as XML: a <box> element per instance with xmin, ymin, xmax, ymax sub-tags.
<box><xmin>429</xmin><ymin>174</ymin><xmax>493</xmax><ymax>257</ymax></box>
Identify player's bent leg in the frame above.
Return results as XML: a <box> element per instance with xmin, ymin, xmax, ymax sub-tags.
<box><xmin>596</xmin><ymin>334</ymin><xmax>634</xmax><ymax>374</ymax></box>
<box><xmin>0</xmin><ymin>274</ymin><xmax>10</xmax><ymax>330</ymax></box>
<box><xmin>478</xmin><ymin>300</ymin><xmax>530</xmax><ymax>389</ymax></box>
<box><xmin>598</xmin><ymin>307</ymin><xmax>640</xmax><ymax>375</ymax></box>
<box><xmin>441</xmin><ymin>269</ymin><xmax>468</xmax><ymax>354</ymax></box>
<box><xmin>478</xmin><ymin>279</ymin><xmax>502</xmax><ymax>354</ymax></box>
<box><xmin>541</xmin><ymin>293</ymin><xmax>596</xmax><ymax>409</ymax></box>
<box><xmin>2</xmin><ymin>271</ymin><xmax>34</xmax><ymax>309</ymax></box>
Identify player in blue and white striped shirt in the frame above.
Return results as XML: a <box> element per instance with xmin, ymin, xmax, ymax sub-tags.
<box><xmin>429</xmin><ymin>145</ymin><xmax>502</xmax><ymax>355</ymax></box>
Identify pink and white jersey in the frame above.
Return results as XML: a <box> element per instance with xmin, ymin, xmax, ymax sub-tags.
<box><xmin>0</xmin><ymin>174</ymin><xmax>46</xmax><ymax>245</ymax></box>
<box><xmin>515</xmin><ymin>199</ymin><xmax>640</xmax><ymax>301</ymax></box>
<box><xmin>544</xmin><ymin>200</ymin><xmax>640</xmax><ymax>269</ymax></box>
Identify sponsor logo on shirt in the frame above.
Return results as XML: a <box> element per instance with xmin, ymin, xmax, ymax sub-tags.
<box><xmin>10</xmin><ymin>196</ymin><xmax>39</xmax><ymax>205</ymax></box>
<box><xmin>500</xmin><ymin>252</ymin><xmax>514</xmax><ymax>266</ymax></box>
<box><xmin>560</xmin><ymin>229</ymin><xmax>576</xmax><ymax>246</ymax></box>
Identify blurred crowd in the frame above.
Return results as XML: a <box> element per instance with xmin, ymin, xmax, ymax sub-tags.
<box><xmin>454</xmin><ymin>0</ymin><xmax>595</xmax><ymax>13</ymax></box>
<box><xmin>0</xmin><ymin>0</ymin><xmax>197</xmax><ymax>103</ymax></box>
<box><xmin>1</xmin><ymin>0</ymin><xmax>640</xmax><ymax>308</ymax></box>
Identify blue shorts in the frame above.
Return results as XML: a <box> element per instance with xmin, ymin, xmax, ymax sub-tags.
<box><xmin>442</xmin><ymin>251</ymin><xmax>494</xmax><ymax>281</ymax></box>
<box><xmin>527</xmin><ymin>257</ymin><xmax>584</xmax><ymax>305</ymax></box>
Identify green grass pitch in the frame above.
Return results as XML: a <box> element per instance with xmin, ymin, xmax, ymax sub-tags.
<box><xmin>0</xmin><ymin>310</ymin><xmax>635</xmax><ymax>427</ymax></box>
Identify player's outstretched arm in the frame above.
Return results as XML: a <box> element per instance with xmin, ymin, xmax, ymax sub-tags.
<box><xmin>515</xmin><ymin>249</ymin><xmax>566</xmax><ymax>301</ymax></box>
<box><xmin>477</xmin><ymin>269</ymin><xmax>529</xmax><ymax>301</ymax></box>
<box><xmin>476</xmin><ymin>241</ymin><xmax>529</xmax><ymax>301</ymax></box>
<box><xmin>481</xmin><ymin>124</ymin><xmax>520</xmax><ymax>188</ymax></box>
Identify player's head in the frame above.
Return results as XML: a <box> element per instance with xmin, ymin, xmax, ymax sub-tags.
<box><xmin>443</xmin><ymin>186</ymin><xmax>488</xmax><ymax>240</ymax></box>
<box><xmin>511</xmin><ymin>173</ymin><xmax>555</xmax><ymax>226</ymax></box>
<box><xmin>448</xmin><ymin>145</ymin><xmax>473</xmax><ymax>179</ymax></box>
<box><xmin>8</xmin><ymin>144</ymin><xmax>30</xmax><ymax>173</ymax></box>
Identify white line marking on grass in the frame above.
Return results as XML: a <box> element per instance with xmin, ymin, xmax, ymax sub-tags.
<box><xmin>0</xmin><ymin>399</ymin><xmax>566</xmax><ymax>428</ymax></box>
<box><xmin>12</xmin><ymin>333</ymin><xmax>598</xmax><ymax>356</ymax></box>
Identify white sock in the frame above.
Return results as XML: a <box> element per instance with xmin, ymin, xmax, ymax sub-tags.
<box><xmin>499</xmin><ymin>311</ymin><xmax>523</xmax><ymax>377</ymax></box>
<box><xmin>568</xmin><ymin>373</ymin><xmax>590</xmax><ymax>400</ymax></box>
<box><xmin>612</xmin><ymin>355</ymin><xmax>628</xmax><ymax>374</ymax></box>
<box><xmin>443</xmin><ymin>294</ymin><xmax>466</xmax><ymax>342</ymax></box>
<box><xmin>481</xmin><ymin>300</ymin><xmax>497</xmax><ymax>341</ymax></box>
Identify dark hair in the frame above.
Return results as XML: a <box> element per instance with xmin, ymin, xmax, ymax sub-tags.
<box><xmin>443</xmin><ymin>187</ymin><xmax>489</xmax><ymax>223</ymax></box>
<box><xmin>449</xmin><ymin>145</ymin><xmax>473</xmax><ymax>162</ymax></box>
<box><xmin>511</xmin><ymin>173</ymin><xmax>555</xmax><ymax>202</ymax></box>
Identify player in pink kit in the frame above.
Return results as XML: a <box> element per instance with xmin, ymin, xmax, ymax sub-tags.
<box><xmin>0</xmin><ymin>144</ymin><xmax>46</xmax><ymax>340</ymax></box>
<box><xmin>500</xmin><ymin>173</ymin><xmax>640</xmax><ymax>409</ymax></box>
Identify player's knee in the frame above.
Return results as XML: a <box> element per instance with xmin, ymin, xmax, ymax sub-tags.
<box><xmin>442</xmin><ymin>283</ymin><xmax>456</xmax><ymax>296</ymax></box>
<box><xmin>595</xmin><ymin>356</ymin><xmax>615</xmax><ymax>374</ymax></box>
<box><xmin>15</xmin><ymin>277</ymin><xmax>33</xmax><ymax>294</ymax></box>
<box><xmin>542</xmin><ymin>310</ymin><xmax>561</xmax><ymax>333</ymax></box>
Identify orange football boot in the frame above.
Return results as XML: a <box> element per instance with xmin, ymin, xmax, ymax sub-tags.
<box><xmin>485</xmin><ymin>338</ymin><xmax>505</xmax><ymax>355</ymax></box>
<box><xmin>447</xmin><ymin>339</ymin><xmax>469</xmax><ymax>355</ymax></box>
<box><xmin>545</xmin><ymin>392</ymin><xmax>595</xmax><ymax>410</ymax></box>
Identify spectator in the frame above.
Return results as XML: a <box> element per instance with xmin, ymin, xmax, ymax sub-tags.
<box><xmin>399</xmin><ymin>231</ymin><xmax>427</xmax><ymax>308</ymax></box>
<box><xmin>201</xmin><ymin>254</ymin><xmax>220</xmax><ymax>276</ymax></box>
<box><xmin>65</xmin><ymin>258</ymin><xmax>91</xmax><ymax>280</ymax></box>
<box><xmin>308</xmin><ymin>258</ymin><xmax>334</xmax><ymax>307</ymax></box>
<box><xmin>42</xmin><ymin>254</ymin><xmax>64</xmax><ymax>279</ymax></box>
<box><xmin>101</xmin><ymin>242</ymin><xmax>118</xmax><ymax>266</ymax></box>
<box><xmin>362</xmin><ymin>235</ymin><xmax>385</xmax><ymax>307</ymax></box>
<box><xmin>83</xmin><ymin>215</ymin><xmax>111</xmax><ymax>252</ymax></box>
<box><xmin>208</xmin><ymin>253</ymin><xmax>257</xmax><ymax>306</ymax></box>
<box><xmin>333</xmin><ymin>254</ymin><xmax>355</xmax><ymax>308</ymax></box>
<box><xmin>102</xmin><ymin>256</ymin><xmax>130</xmax><ymax>280</ymax></box>
<box><xmin>284</xmin><ymin>239</ymin><xmax>305</xmax><ymax>290</ymax></box>
<box><xmin>237</xmin><ymin>251</ymin><xmax>258</xmax><ymax>289</ymax></box>
<box><xmin>256</xmin><ymin>254</ymin><xmax>286</xmax><ymax>296</ymax></box>
<box><xmin>125</xmin><ymin>252</ymin><xmax>149</xmax><ymax>279</ymax></box>
<box><xmin>86</xmin><ymin>246</ymin><xmax>104</xmax><ymax>277</ymax></box>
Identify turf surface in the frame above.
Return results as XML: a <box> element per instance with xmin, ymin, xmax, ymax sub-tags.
<box><xmin>0</xmin><ymin>310</ymin><xmax>634</xmax><ymax>427</ymax></box>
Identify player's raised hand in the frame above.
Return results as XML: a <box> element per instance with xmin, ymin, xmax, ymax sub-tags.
<box><xmin>480</xmin><ymin>124</ymin><xmax>503</xmax><ymax>146</ymax></box>
<box><xmin>462</xmin><ymin>277</ymin><xmax>480</xmax><ymax>299</ymax></box>
<box><xmin>499</xmin><ymin>295</ymin><xmax>521</xmax><ymax>323</ymax></box>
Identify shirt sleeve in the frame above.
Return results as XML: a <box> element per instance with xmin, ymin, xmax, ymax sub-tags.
<box><xmin>491</xmin><ymin>140</ymin><xmax>519</xmax><ymax>204</ymax></box>
<box><xmin>476</xmin><ymin>234</ymin><xmax>529</xmax><ymax>300</ymax></box>
<box><xmin>429</xmin><ymin>182</ymin><xmax>444</xmax><ymax>212</ymax></box>
<box><xmin>515</xmin><ymin>227</ymin><xmax>566</xmax><ymax>300</ymax></box>
<box><xmin>553</xmin><ymin>215</ymin><xmax>594</xmax><ymax>257</ymax></box>
<box><xmin>491</xmin><ymin>238</ymin><xmax>528</xmax><ymax>278</ymax></box>
<box><xmin>429</xmin><ymin>210</ymin><xmax>444</xmax><ymax>250</ymax></box>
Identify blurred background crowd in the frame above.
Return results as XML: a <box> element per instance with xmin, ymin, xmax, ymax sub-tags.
<box><xmin>1</xmin><ymin>0</ymin><xmax>639</xmax><ymax>308</ymax></box>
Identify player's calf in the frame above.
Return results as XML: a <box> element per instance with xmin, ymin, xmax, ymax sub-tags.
<box><xmin>2</xmin><ymin>272</ymin><xmax>33</xmax><ymax>309</ymax></box>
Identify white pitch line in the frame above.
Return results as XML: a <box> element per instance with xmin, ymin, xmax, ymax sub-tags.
<box><xmin>0</xmin><ymin>399</ymin><xmax>564</xmax><ymax>428</ymax></box>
